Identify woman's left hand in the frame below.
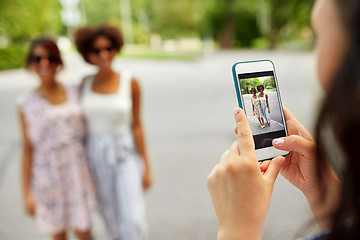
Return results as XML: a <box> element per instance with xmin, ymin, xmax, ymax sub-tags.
<box><xmin>142</xmin><ymin>169</ymin><xmax>152</xmax><ymax>191</ymax></box>
<box><xmin>207</xmin><ymin>108</ymin><xmax>284</xmax><ymax>240</ymax></box>
<box><xmin>268</xmin><ymin>109</ymin><xmax>270</xmax><ymax>113</ymax></box>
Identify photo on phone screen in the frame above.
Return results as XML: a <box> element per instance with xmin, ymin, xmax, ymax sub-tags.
<box><xmin>237</xmin><ymin>71</ymin><xmax>286</xmax><ymax>150</ymax></box>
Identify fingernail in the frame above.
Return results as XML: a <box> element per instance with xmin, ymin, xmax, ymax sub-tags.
<box><xmin>272</xmin><ymin>138</ymin><xmax>284</xmax><ymax>147</ymax></box>
<box><xmin>234</xmin><ymin>107</ymin><xmax>240</xmax><ymax>115</ymax></box>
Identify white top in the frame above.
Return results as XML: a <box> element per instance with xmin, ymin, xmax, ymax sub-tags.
<box><xmin>259</xmin><ymin>93</ymin><xmax>267</xmax><ymax>104</ymax></box>
<box><xmin>81</xmin><ymin>71</ymin><xmax>133</xmax><ymax>133</ymax></box>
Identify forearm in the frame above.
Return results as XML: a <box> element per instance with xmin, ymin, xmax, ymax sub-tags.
<box><xmin>132</xmin><ymin>124</ymin><xmax>150</xmax><ymax>169</ymax></box>
<box><xmin>22</xmin><ymin>149</ymin><xmax>33</xmax><ymax>197</ymax></box>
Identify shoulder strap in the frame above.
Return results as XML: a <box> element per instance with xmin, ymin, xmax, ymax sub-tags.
<box><xmin>118</xmin><ymin>71</ymin><xmax>132</xmax><ymax>98</ymax></box>
<box><xmin>81</xmin><ymin>75</ymin><xmax>95</xmax><ymax>98</ymax></box>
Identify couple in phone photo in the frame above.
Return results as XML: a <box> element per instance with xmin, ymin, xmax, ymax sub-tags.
<box><xmin>250</xmin><ymin>84</ymin><xmax>271</xmax><ymax>129</ymax></box>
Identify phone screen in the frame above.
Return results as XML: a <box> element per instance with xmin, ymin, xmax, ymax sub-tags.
<box><xmin>237</xmin><ymin>71</ymin><xmax>287</xmax><ymax>150</ymax></box>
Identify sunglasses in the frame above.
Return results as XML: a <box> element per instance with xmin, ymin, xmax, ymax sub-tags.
<box><xmin>30</xmin><ymin>55</ymin><xmax>57</xmax><ymax>64</ymax></box>
<box><xmin>91</xmin><ymin>46</ymin><xmax>114</xmax><ymax>54</ymax></box>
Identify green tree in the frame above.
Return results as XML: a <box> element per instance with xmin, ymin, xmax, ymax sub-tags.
<box><xmin>259</xmin><ymin>0</ymin><xmax>314</xmax><ymax>49</ymax></box>
<box><xmin>150</xmin><ymin>0</ymin><xmax>202</xmax><ymax>39</ymax></box>
<box><xmin>201</xmin><ymin>0</ymin><xmax>261</xmax><ymax>48</ymax></box>
<box><xmin>240</xmin><ymin>79</ymin><xmax>251</xmax><ymax>94</ymax></box>
<box><xmin>263</xmin><ymin>76</ymin><xmax>276</xmax><ymax>89</ymax></box>
<box><xmin>240</xmin><ymin>77</ymin><xmax>262</xmax><ymax>94</ymax></box>
<box><xmin>0</xmin><ymin>0</ymin><xmax>63</xmax><ymax>70</ymax></box>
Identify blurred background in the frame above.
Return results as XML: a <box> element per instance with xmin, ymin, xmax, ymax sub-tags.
<box><xmin>0</xmin><ymin>0</ymin><xmax>314</xmax><ymax>69</ymax></box>
<box><xmin>0</xmin><ymin>0</ymin><xmax>322</xmax><ymax>239</ymax></box>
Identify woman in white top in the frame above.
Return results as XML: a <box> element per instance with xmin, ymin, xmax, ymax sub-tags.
<box><xmin>250</xmin><ymin>87</ymin><xmax>265</xmax><ymax>128</ymax></box>
<box><xmin>257</xmin><ymin>84</ymin><xmax>271</xmax><ymax>127</ymax></box>
<box><xmin>74</xmin><ymin>24</ymin><xmax>152</xmax><ymax>240</ymax></box>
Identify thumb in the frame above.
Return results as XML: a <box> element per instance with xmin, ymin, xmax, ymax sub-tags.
<box><xmin>272</xmin><ymin>135</ymin><xmax>315</xmax><ymax>159</ymax></box>
<box><xmin>263</xmin><ymin>156</ymin><xmax>285</xmax><ymax>183</ymax></box>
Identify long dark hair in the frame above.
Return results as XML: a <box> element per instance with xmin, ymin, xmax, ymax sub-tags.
<box><xmin>315</xmin><ymin>0</ymin><xmax>360</xmax><ymax>238</ymax></box>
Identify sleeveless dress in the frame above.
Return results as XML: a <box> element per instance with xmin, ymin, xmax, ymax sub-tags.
<box><xmin>81</xmin><ymin>71</ymin><xmax>147</xmax><ymax>240</ymax></box>
<box><xmin>251</xmin><ymin>96</ymin><xmax>263</xmax><ymax>118</ymax></box>
<box><xmin>17</xmin><ymin>85</ymin><xmax>94</xmax><ymax>234</ymax></box>
<box><xmin>259</xmin><ymin>93</ymin><xmax>271</xmax><ymax>124</ymax></box>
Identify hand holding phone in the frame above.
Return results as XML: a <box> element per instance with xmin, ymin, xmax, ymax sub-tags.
<box><xmin>232</xmin><ymin>60</ymin><xmax>289</xmax><ymax>161</ymax></box>
<box><xmin>207</xmin><ymin>107</ymin><xmax>285</xmax><ymax>239</ymax></box>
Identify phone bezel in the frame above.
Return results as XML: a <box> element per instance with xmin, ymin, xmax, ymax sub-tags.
<box><xmin>232</xmin><ymin>60</ymin><xmax>290</xmax><ymax>161</ymax></box>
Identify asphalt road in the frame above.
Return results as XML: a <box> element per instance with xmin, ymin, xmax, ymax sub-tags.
<box><xmin>242</xmin><ymin>91</ymin><xmax>285</xmax><ymax>135</ymax></box>
<box><xmin>0</xmin><ymin>50</ymin><xmax>322</xmax><ymax>240</ymax></box>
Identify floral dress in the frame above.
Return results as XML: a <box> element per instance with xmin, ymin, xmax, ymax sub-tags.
<box><xmin>251</xmin><ymin>96</ymin><xmax>263</xmax><ymax>118</ymax></box>
<box><xmin>18</xmin><ymin>85</ymin><xmax>94</xmax><ymax>234</ymax></box>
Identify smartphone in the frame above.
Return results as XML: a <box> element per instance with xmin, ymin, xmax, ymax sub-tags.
<box><xmin>232</xmin><ymin>60</ymin><xmax>289</xmax><ymax>161</ymax></box>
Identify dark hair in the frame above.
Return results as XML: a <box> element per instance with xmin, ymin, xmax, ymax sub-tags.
<box><xmin>250</xmin><ymin>87</ymin><xmax>256</xmax><ymax>94</ymax></box>
<box><xmin>256</xmin><ymin>85</ymin><xmax>264</xmax><ymax>91</ymax></box>
<box><xmin>25</xmin><ymin>37</ymin><xmax>63</xmax><ymax>68</ymax></box>
<box><xmin>74</xmin><ymin>23</ymin><xmax>124</xmax><ymax>63</ymax></box>
<box><xmin>315</xmin><ymin>0</ymin><xmax>360</xmax><ymax>239</ymax></box>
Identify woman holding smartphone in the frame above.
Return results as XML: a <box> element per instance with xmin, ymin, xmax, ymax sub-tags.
<box><xmin>18</xmin><ymin>38</ymin><xmax>94</xmax><ymax>240</ymax></box>
<box><xmin>250</xmin><ymin>87</ymin><xmax>265</xmax><ymax>128</ymax></box>
<box><xmin>74</xmin><ymin>24</ymin><xmax>152</xmax><ymax>240</ymax></box>
<box><xmin>208</xmin><ymin>0</ymin><xmax>359</xmax><ymax>239</ymax></box>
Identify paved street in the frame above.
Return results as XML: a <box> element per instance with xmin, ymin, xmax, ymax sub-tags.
<box><xmin>242</xmin><ymin>91</ymin><xmax>285</xmax><ymax>135</ymax></box>
<box><xmin>247</xmin><ymin>116</ymin><xmax>284</xmax><ymax>136</ymax></box>
<box><xmin>0</xmin><ymin>50</ymin><xmax>322</xmax><ymax>240</ymax></box>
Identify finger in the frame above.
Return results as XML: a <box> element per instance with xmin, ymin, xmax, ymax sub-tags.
<box><xmin>259</xmin><ymin>160</ymin><xmax>270</xmax><ymax>172</ymax></box>
<box><xmin>234</xmin><ymin>107</ymin><xmax>255</xmax><ymax>156</ymax></box>
<box><xmin>210</xmin><ymin>149</ymin><xmax>230</xmax><ymax>176</ymax></box>
<box><xmin>263</xmin><ymin>156</ymin><xmax>285</xmax><ymax>183</ymax></box>
<box><xmin>207</xmin><ymin>156</ymin><xmax>226</xmax><ymax>190</ymax></box>
<box><xmin>207</xmin><ymin>162</ymin><xmax>220</xmax><ymax>188</ymax></box>
<box><xmin>283</xmin><ymin>107</ymin><xmax>295</xmax><ymax>122</ymax></box>
<box><xmin>229</xmin><ymin>141</ymin><xmax>240</xmax><ymax>157</ymax></box>
<box><xmin>272</xmin><ymin>135</ymin><xmax>315</xmax><ymax>159</ymax></box>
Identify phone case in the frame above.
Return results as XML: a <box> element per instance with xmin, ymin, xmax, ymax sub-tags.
<box><xmin>231</xmin><ymin>59</ymin><xmax>289</xmax><ymax>160</ymax></box>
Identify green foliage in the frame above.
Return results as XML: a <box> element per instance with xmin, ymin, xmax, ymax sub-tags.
<box><xmin>240</xmin><ymin>78</ymin><xmax>262</xmax><ymax>94</ymax></box>
<box><xmin>0</xmin><ymin>0</ymin><xmax>63</xmax><ymax>41</ymax></box>
<box><xmin>201</xmin><ymin>0</ymin><xmax>261</xmax><ymax>48</ymax></box>
<box><xmin>0</xmin><ymin>0</ymin><xmax>315</xmax><ymax>70</ymax></box>
<box><xmin>0</xmin><ymin>0</ymin><xmax>63</xmax><ymax>70</ymax></box>
<box><xmin>150</xmin><ymin>0</ymin><xmax>202</xmax><ymax>39</ymax></box>
<box><xmin>261</xmin><ymin>0</ymin><xmax>314</xmax><ymax>48</ymax></box>
<box><xmin>0</xmin><ymin>43</ymin><xmax>27</xmax><ymax>70</ymax></box>
<box><xmin>263</xmin><ymin>76</ymin><xmax>276</xmax><ymax>89</ymax></box>
<box><xmin>83</xmin><ymin>0</ymin><xmax>121</xmax><ymax>26</ymax></box>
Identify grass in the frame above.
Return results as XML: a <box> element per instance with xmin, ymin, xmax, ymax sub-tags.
<box><xmin>119</xmin><ymin>45</ymin><xmax>201</xmax><ymax>61</ymax></box>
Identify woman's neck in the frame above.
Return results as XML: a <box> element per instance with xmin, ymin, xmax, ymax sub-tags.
<box><xmin>38</xmin><ymin>79</ymin><xmax>59</xmax><ymax>91</ymax></box>
<box><xmin>96</xmin><ymin>68</ymin><xmax>116</xmax><ymax>81</ymax></box>
<box><xmin>36</xmin><ymin>80</ymin><xmax>62</xmax><ymax>98</ymax></box>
